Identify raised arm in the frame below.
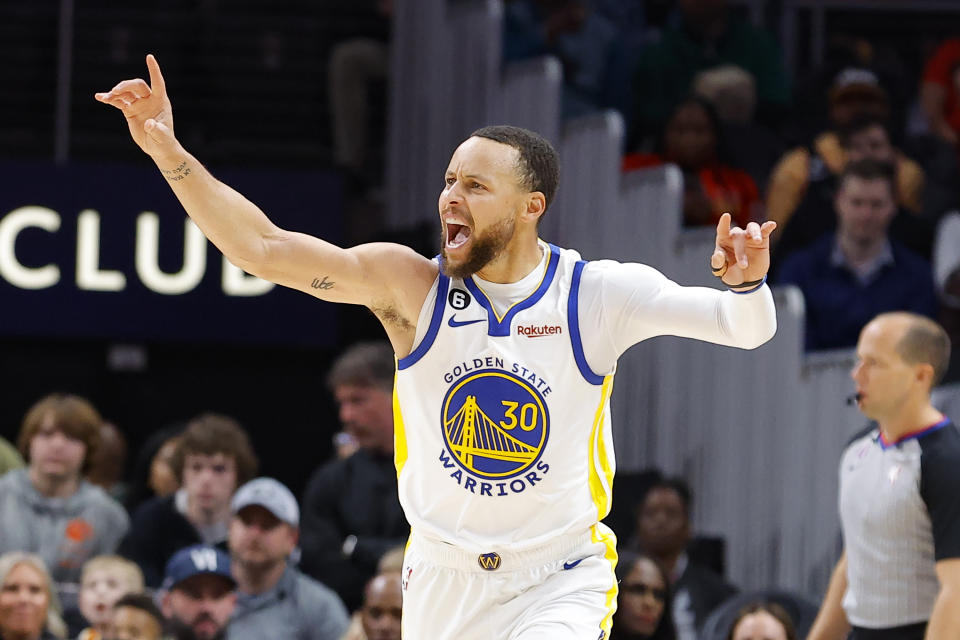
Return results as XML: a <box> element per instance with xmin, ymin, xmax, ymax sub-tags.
<box><xmin>95</xmin><ymin>55</ymin><xmax>436</xmax><ymax>346</ymax></box>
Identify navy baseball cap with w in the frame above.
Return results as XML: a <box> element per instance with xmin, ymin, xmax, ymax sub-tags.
<box><xmin>162</xmin><ymin>544</ymin><xmax>235</xmax><ymax>591</ymax></box>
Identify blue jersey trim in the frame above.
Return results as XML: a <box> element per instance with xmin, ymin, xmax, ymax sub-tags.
<box><xmin>569</xmin><ymin>260</ymin><xmax>605</xmax><ymax>386</ymax></box>
<box><xmin>464</xmin><ymin>244</ymin><xmax>561</xmax><ymax>337</ymax></box>
<box><xmin>398</xmin><ymin>268</ymin><xmax>449</xmax><ymax>370</ymax></box>
<box><xmin>878</xmin><ymin>417</ymin><xmax>953</xmax><ymax>450</ymax></box>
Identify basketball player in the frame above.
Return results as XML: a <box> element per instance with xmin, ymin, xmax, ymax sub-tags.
<box><xmin>96</xmin><ymin>55</ymin><xmax>777</xmax><ymax>640</ymax></box>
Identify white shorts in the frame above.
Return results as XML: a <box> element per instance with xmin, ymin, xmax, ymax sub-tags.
<box><xmin>401</xmin><ymin>524</ymin><xmax>618</xmax><ymax>640</ymax></box>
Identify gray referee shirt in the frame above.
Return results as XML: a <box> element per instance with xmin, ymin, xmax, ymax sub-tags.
<box><xmin>839</xmin><ymin>417</ymin><xmax>960</xmax><ymax>629</ymax></box>
<box><xmin>227</xmin><ymin>564</ymin><xmax>349</xmax><ymax>640</ymax></box>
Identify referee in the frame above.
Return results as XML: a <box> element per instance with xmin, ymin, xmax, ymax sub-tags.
<box><xmin>808</xmin><ymin>312</ymin><xmax>960</xmax><ymax>640</ymax></box>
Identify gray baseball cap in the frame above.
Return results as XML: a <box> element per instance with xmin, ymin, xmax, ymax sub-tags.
<box><xmin>231</xmin><ymin>477</ymin><xmax>299</xmax><ymax>527</ymax></box>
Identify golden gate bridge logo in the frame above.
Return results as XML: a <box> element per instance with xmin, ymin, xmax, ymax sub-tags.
<box><xmin>441</xmin><ymin>369</ymin><xmax>549</xmax><ymax>479</ymax></box>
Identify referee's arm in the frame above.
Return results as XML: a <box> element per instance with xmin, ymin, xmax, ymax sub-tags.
<box><xmin>926</xmin><ymin>558</ymin><xmax>960</xmax><ymax>638</ymax></box>
<box><xmin>806</xmin><ymin>551</ymin><xmax>850</xmax><ymax>640</ymax></box>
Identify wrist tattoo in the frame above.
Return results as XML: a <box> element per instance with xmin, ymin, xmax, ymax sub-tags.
<box><xmin>311</xmin><ymin>276</ymin><xmax>335</xmax><ymax>290</ymax></box>
<box><xmin>161</xmin><ymin>161</ymin><xmax>191</xmax><ymax>182</ymax></box>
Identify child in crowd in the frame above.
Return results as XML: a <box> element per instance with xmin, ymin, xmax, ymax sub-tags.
<box><xmin>76</xmin><ymin>556</ymin><xmax>145</xmax><ymax>640</ymax></box>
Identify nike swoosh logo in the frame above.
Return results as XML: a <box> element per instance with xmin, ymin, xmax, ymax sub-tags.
<box><xmin>448</xmin><ymin>315</ymin><xmax>485</xmax><ymax>328</ymax></box>
<box><xmin>563</xmin><ymin>558</ymin><xmax>584</xmax><ymax>570</ymax></box>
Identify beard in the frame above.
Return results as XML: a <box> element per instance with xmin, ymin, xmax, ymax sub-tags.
<box><xmin>440</xmin><ymin>216</ymin><xmax>516</xmax><ymax>279</ymax></box>
<box><xmin>166</xmin><ymin>615</ymin><xmax>228</xmax><ymax>640</ymax></box>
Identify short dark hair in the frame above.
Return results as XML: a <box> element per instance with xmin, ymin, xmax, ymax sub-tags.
<box><xmin>469</xmin><ymin>125</ymin><xmax>560</xmax><ymax>211</ymax></box>
<box><xmin>114</xmin><ymin>592</ymin><xmax>164</xmax><ymax>626</ymax></box>
<box><xmin>886</xmin><ymin>313</ymin><xmax>952</xmax><ymax>386</ymax></box>
<box><xmin>838</xmin><ymin>157</ymin><xmax>896</xmax><ymax>196</ymax></box>
<box><xmin>171</xmin><ymin>414</ymin><xmax>259</xmax><ymax>485</ymax></box>
<box><xmin>18</xmin><ymin>393</ymin><xmax>102</xmax><ymax>473</ymax></box>
<box><xmin>326</xmin><ymin>341</ymin><xmax>395</xmax><ymax>393</ymax></box>
<box><xmin>727</xmin><ymin>602</ymin><xmax>797</xmax><ymax>640</ymax></box>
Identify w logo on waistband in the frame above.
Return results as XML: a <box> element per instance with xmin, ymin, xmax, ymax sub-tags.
<box><xmin>478</xmin><ymin>552</ymin><xmax>502</xmax><ymax>571</ymax></box>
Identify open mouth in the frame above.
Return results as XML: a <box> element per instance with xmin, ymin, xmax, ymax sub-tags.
<box><xmin>445</xmin><ymin>222</ymin><xmax>472</xmax><ymax>250</ymax></box>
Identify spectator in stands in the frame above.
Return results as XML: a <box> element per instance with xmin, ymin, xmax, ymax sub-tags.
<box><xmin>0</xmin><ymin>436</ymin><xmax>24</xmax><ymax>476</ymax></box>
<box><xmin>612</xmin><ymin>552</ymin><xmax>676</xmax><ymax>640</ymax></box>
<box><xmin>111</xmin><ymin>593</ymin><xmax>164</xmax><ymax>640</ymax></box>
<box><xmin>726</xmin><ymin>603</ymin><xmax>796</xmax><ymax>640</ymax></box>
<box><xmin>776</xmin><ymin>159</ymin><xmax>938</xmax><ymax>351</ymax></box>
<box><xmin>359</xmin><ymin>571</ymin><xmax>402</xmax><ymax>640</ymax></box>
<box><xmin>633</xmin><ymin>478</ymin><xmax>736</xmax><ymax>640</ymax></box>
<box><xmin>766</xmin><ymin>68</ymin><xmax>925</xmax><ymax>233</ymax></box>
<box><xmin>623</xmin><ymin>95</ymin><xmax>760</xmax><ymax>228</ymax></box>
<box><xmin>121</xmin><ymin>414</ymin><xmax>258</xmax><ymax>588</ymax></box>
<box><xmin>338</xmin><ymin>549</ymin><xmax>404</xmax><ymax>640</ymax></box>
<box><xmin>503</xmin><ymin>0</ymin><xmax>618</xmax><ymax>118</ymax></box>
<box><xmin>0</xmin><ymin>395</ymin><xmax>129</xmax><ymax>609</ymax></box>
<box><xmin>75</xmin><ymin>556</ymin><xmax>144</xmax><ymax>640</ymax></box>
<box><xmin>935</xmin><ymin>211</ymin><xmax>960</xmax><ymax>383</ymax></box>
<box><xmin>629</xmin><ymin>0</ymin><xmax>789</xmax><ymax>142</ymax></box>
<box><xmin>692</xmin><ymin>64</ymin><xmax>786</xmax><ymax>189</ymax></box>
<box><xmin>124</xmin><ymin>424</ymin><xmax>185</xmax><ymax>513</ymax></box>
<box><xmin>0</xmin><ymin>552</ymin><xmax>67</xmax><ymax>640</ymax></box>
<box><xmin>328</xmin><ymin>0</ymin><xmax>392</xmax><ymax>198</ymax></box>
<box><xmin>85</xmin><ymin>423</ymin><xmax>128</xmax><ymax>505</ymax></box>
<box><xmin>772</xmin><ymin>116</ymin><xmax>932</xmax><ymax>268</ymax></box>
<box><xmin>160</xmin><ymin>545</ymin><xmax>236</xmax><ymax>640</ymax></box>
<box><xmin>300</xmin><ymin>342</ymin><xmax>408</xmax><ymax>612</ymax></box>
<box><xmin>227</xmin><ymin>478</ymin><xmax>349</xmax><ymax>640</ymax></box>
<box><xmin>921</xmin><ymin>38</ymin><xmax>960</xmax><ymax>147</ymax></box>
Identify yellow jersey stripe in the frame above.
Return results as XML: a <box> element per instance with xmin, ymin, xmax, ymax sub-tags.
<box><xmin>592</xmin><ymin>523</ymin><xmax>620</xmax><ymax>636</ymax></box>
<box><xmin>588</xmin><ymin>375</ymin><xmax>615</xmax><ymax>520</ymax></box>
<box><xmin>393</xmin><ymin>371</ymin><xmax>408</xmax><ymax>478</ymax></box>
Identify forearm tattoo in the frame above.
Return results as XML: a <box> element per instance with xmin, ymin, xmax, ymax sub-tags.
<box><xmin>161</xmin><ymin>161</ymin><xmax>191</xmax><ymax>182</ymax></box>
<box><xmin>311</xmin><ymin>276</ymin><xmax>335</xmax><ymax>290</ymax></box>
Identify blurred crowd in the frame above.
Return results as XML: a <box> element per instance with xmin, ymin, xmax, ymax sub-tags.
<box><xmin>0</xmin><ymin>341</ymin><xmax>829</xmax><ymax>640</ymax></box>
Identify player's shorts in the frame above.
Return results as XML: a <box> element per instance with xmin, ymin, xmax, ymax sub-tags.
<box><xmin>400</xmin><ymin>523</ymin><xmax>618</xmax><ymax>640</ymax></box>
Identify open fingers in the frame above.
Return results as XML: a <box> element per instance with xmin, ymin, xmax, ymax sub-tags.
<box><xmin>715</xmin><ymin>212</ymin><xmax>732</xmax><ymax>241</ymax></box>
<box><xmin>745</xmin><ymin>221</ymin><xmax>762</xmax><ymax>243</ymax></box>
<box><xmin>730</xmin><ymin>227</ymin><xmax>748</xmax><ymax>268</ymax></box>
<box><xmin>146</xmin><ymin>54</ymin><xmax>166</xmax><ymax>98</ymax></box>
<box><xmin>760</xmin><ymin>220</ymin><xmax>777</xmax><ymax>239</ymax></box>
<box><xmin>110</xmin><ymin>79</ymin><xmax>151</xmax><ymax>98</ymax></box>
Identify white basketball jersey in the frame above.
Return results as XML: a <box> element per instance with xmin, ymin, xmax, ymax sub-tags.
<box><xmin>394</xmin><ymin>243</ymin><xmax>617</xmax><ymax>551</ymax></box>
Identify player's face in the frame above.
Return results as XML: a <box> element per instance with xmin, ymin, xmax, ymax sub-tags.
<box><xmin>835</xmin><ymin>176</ymin><xmax>896</xmax><ymax>248</ymax></box>
<box><xmin>112</xmin><ymin>606</ymin><xmax>163</xmax><ymax>640</ymax></box>
<box><xmin>637</xmin><ymin>488</ymin><xmax>689</xmax><ymax>556</ymax></box>
<box><xmin>438</xmin><ymin>137</ymin><xmax>530</xmax><ymax>279</ymax></box>
<box><xmin>28</xmin><ymin>414</ymin><xmax>86</xmax><ymax>482</ymax></box>
<box><xmin>162</xmin><ymin>575</ymin><xmax>236</xmax><ymax>640</ymax></box>
<box><xmin>361</xmin><ymin>574</ymin><xmax>402</xmax><ymax>640</ymax></box>
<box><xmin>851</xmin><ymin>318</ymin><xmax>917</xmax><ymax>419</ymax></box>
<box><xmin>182</xmin><ymin>453</ymin><xmax>238</xmax><ymax>515</ymax></box>
<box><xmin>229</xmin><ymin>506</ymin><xmax>297</xmax><ymax>570</ymax></box>
<box><xmin>731</xmin><ymin>611</ymin><xmax>789</xmax><ymax>640</ymax></box>
<box><xmin>333</xmin><ymin>384</ymin><xmax>394</xmax><ymax>455</ymax></box>
<box><xmin>618</xmin><ymin>558</ymin><xmax>667</xmax><ymax>636</ymax></box>
<box><xmin>0</xmin><ymin>563</ymin><xmax>49</xmax><ymax>640</ymax></box>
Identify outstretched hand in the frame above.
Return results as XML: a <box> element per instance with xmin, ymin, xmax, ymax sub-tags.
<box><xmin>710</xmin><ymin>213</ymin><xmax>777</xmax><ymax>288</ymax></box>
<box><xmin>95</xmin><ymin>54</ymin><xmax>178</xmax><ymax>160</ymax></box>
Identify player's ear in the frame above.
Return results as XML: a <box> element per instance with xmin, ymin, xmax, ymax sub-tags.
<box><xmin>522</xmin><ymin>192</ymin><xmax>546</xmax><ymax>224</ymax></box>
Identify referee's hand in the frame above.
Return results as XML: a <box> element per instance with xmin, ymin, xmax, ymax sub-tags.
<box><xmin>710</xmin><ymin>213</ymin><xmax>777</xmax><ymax>289</ymax></box>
